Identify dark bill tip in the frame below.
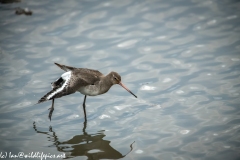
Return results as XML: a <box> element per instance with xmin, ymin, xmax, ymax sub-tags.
<box><xmin>119</xmin><ymin>82</ymin><xmax>137</xmax><ymax>98</ymax></box>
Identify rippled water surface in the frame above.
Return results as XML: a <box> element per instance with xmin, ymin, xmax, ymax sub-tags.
<box><xmin>1</xmin><ymin>0</ymin><xmax>240</xmax><ymax>159</ymax></box>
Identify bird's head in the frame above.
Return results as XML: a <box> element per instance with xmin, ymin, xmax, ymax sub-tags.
<box><xmin>110</xmin><ymin>71</ymin><xmax>137</xmax><ymax>98</ymax></box>
<box><xmin>110</xmin><ymin>71</ymin><xmax>121</xmax><ymax>85</ymax></box>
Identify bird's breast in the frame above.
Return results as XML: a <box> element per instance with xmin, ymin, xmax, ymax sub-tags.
<box><xmin>78</xmin><ymin>85</ymin><xmax>101</xmax><ymax>96</ymax></box>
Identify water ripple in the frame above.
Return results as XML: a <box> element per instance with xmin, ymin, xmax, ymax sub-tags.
<box><xmin>0</xmin><ymin>0</ymin><xmax>240</xmax><ymax>159</ymax></box>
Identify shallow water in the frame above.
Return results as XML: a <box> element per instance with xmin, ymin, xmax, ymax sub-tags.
<box><xmin>0</xmin><ymin>0</ymin><xmax>240</xmax><ymax>159</ymax></box>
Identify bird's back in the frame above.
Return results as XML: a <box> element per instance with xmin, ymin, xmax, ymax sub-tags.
<box><xmin>55</xmin><ymin>62</ymin><xmax>103</xmax><ymax>84</ymax></box>
<box><xmin>38</xmin><ymin>63</ymin><xmax>104</xmax><ymax>103</ymax></box>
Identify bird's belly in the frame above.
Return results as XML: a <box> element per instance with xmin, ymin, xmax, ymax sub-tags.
<box><xmin>78</xmin><ymin>86</ymin><xmax>100</xmax><ymax>96</ymax></box>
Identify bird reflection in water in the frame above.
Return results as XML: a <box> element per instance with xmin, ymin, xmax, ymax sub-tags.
<box><xmin>33</xmin><ymin>120</ymin><xmax>135</xmax><ymax>159</ymax></box>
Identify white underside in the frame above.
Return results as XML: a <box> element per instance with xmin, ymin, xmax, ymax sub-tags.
<box><xmin>78</xmin><ymin>85</ymin><xmax>101</xmax><ymax>96</ymax></box>
<box><xmin>47</xmin><ymin>71</ymin><xmax>71</xmax><ymax>99</ymax></box>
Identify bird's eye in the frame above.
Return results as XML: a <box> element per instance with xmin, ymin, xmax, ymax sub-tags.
<box><xmin>114</xmin><ymin>77</ymin><xmax>117</xmax><ymax>80</ymax></box>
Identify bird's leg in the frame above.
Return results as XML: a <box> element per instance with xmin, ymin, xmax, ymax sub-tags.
<box><xmin>83</xmin><ymin>95</ymin><xmax>87</xmax><ymax>121</ymax></box>
<box><xmin>48</xmin><ymin>99</ymin><xmax>55</xmax><ymax>121</ymax></box>
<box><xmin>83</xmin><ymin>116</ymin><xmax>87</xmax><ymax>133</ymax></box>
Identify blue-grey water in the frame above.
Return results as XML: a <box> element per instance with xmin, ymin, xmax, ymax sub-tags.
<box><xmin>0</xmin><ymin>0</ymin><xmax>240</xmax><ymax>160</ymax></box>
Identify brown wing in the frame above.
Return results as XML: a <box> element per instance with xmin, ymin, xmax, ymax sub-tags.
<box><xmin>54</xmin><ymin>62</ymin><xmax>77</xmax><ymax>71</ymax></box>
<box><xmin>54</xmin><ymin>62</ymin><xmax>103</xmax><ymax>77</ymax></box>
<box><xmin>38</xmin><ymin>68</ymin><xmax>103</xmax><ymax>103</ymax></box>
<box><xmin>72</xmin><ymin>68</ymin><xmax>103</xmax><ymax>85</ymax></box>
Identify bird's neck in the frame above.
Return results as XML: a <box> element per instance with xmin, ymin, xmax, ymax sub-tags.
<box><xmin>99</xmin><ymin>74</ymin><xmax>114</xmax><ymax>94</ymax></box>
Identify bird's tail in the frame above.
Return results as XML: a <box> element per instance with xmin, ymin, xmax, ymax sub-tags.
<box><xmin>54</xmin><ymin>62</ymin><xmax>76</xmax><ymax>72</ymax></box>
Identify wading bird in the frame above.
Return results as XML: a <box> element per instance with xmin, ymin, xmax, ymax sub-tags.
<box><xmin>38</xmin><ymin>63</ymin><xmax>137</xmax><ymax>121</ymax></box>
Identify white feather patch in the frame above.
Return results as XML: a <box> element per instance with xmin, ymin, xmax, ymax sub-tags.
<box><xmin>47</xmin><ymin>71</ymin><xmax>71</xmax><ymax>99</ymax></box>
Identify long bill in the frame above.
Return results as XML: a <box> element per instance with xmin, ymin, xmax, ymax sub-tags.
<box><xmin>119</xmin><ymin>82</ymin><xmax>137</xmax><ymax>98</ymax></box>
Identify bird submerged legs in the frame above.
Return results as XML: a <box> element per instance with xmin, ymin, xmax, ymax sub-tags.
<box><xmin>47</xmin><ymin>96</ymin><xmax>87</xmax><ymax>121</ymax></box>
<box><xmin>83</xmin><ymin>95</ymin><xmax>87</xmax><ymax>121</ymax></box>
<box><xmin>48</xmin><ymin>99</ymin><xmax>55</xmax><ymax>121</ymax></box>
